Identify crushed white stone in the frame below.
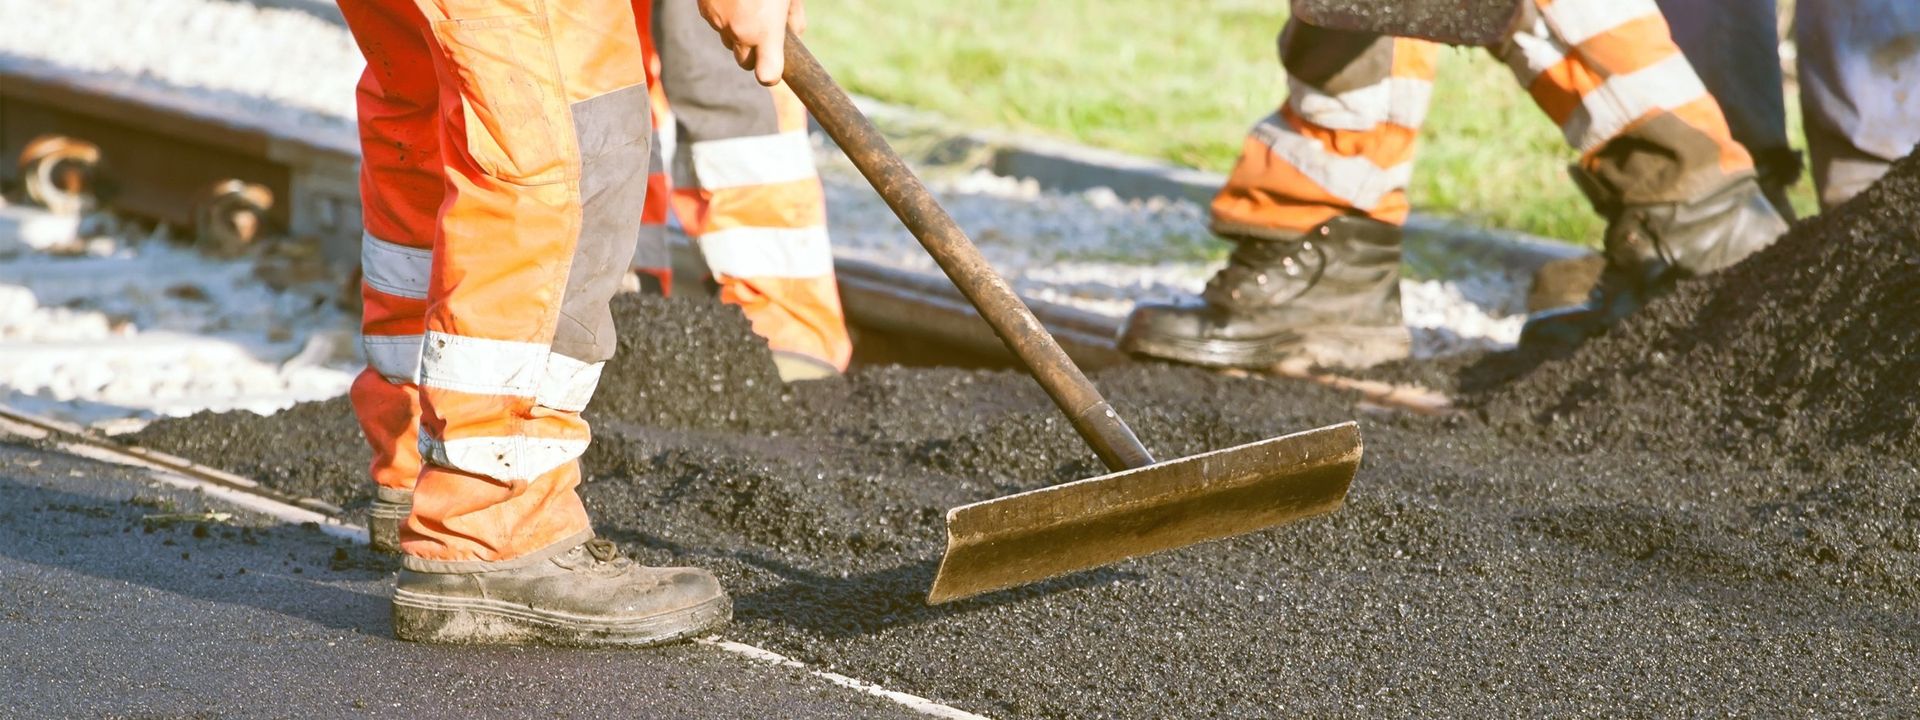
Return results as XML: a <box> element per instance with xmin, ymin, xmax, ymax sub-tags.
<box><xmin>0</xmin><ymin>0</ymin><xmax>1535</xmax><ymax>430</ymax></box>
<box><xmin>0</xmin><ymin>0</ymin><xmax>361</xmax><ymax>130</ymax></box>
<box><xmin>0</xmin><ymin>207</ymin><xmax>355</xmax><ymax>427</ymax></box>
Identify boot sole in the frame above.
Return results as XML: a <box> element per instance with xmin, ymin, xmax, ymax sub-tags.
<box><xmin>1120</xmin><ymin>324</ymin><xmax>1410</xmax><ymax>370</ymax></box>
<box><xmin>391</xmin><ymin>588</ymin><xmax>732</xmax><ymax>648</ymax></box>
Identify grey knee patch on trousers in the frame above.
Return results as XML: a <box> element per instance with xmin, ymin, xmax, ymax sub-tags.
<box><xmin>553</xmin><ymin>83</ymin><xmax>650</xmax><ymax>365</ymax></box>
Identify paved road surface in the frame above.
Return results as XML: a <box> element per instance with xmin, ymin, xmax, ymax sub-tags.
<box><xmin>0</xmin><ymin>439</ymin><xmax>927</xmax><ymax>719</ymax></box>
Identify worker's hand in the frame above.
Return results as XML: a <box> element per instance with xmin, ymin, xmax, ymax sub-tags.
<box><xmin>698</xmin><ymin>0</ymin><xmax>806</xmax><ymax>87</ymax></box>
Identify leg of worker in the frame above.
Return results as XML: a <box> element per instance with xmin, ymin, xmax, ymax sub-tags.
<box><xmin>1797</xmin><ymin>0</ymin><xmax>1920</xmax><ymax>209</ymax></box>
<box><xmin>384</xmin><ymin>0</ymin><xmax>726</xmax><ymax>646</ymax></box>
<box><xmin>1121</xmin><ymin>21</ymin><xmax>1435</xmax><ymax>369</ymax></box>
<box><xmin>1208</xmin><ymin>24</ymin><xmax>1434</xmax><ymax>237</ymax></box>
<box><xmin>340</xmin><ymin>0</ymin><xmax>439</xmax><ymax>554</ymax></box>
<box><xmin>631</xmin><ymin>0</ymin><xmax>675</xmax><ymax>296</ymax></box>
<box><xmin>654</xmin><ymin>0</ymin><xmax>851</xmax><ymax>380</ymax></box>
<box><xmin>1500</xmin><ymin>0</ymin><xmax>1759</xmax><ymax>215</ymax></box>
<box><xmin>1655</xmin><ymin>0</ymin><xmax>1800</xmax><ymax>215</ymax></box>
<box><xmin>1501</xmin><ymin>0</ymin><xmax>1787</xmax><ymax>345</ymax></box>
<box><xmin>632</xmin><ymin>139</ymin><xmax>675</xmax><ymax>295</ymax></box>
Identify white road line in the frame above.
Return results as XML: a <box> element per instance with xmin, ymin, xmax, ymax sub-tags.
<box><xmin>0</xmin><ymin>408</ymin><xmax>366</xmax><ymax>543</ymax></box>
<box><xmin>1</xmin><ymin>407</ymin><xmax>990</xmax><ymax>720</ymax></box>
<box><xmin>697</xmin><ymin>638</ymin><xmax>992</xmax><ymax>720</ymax></box>
<box><xmin>140</xmin><ymin>466</ymin><xmax>369</xmax><ymax>545</ymax></box>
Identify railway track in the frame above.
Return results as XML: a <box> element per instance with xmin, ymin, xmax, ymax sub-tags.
<box><xmin>1</xmin><ymin>55</ymin><xmax>1133</xmax><ymax>363</ymax></box>
<box><xmin>0</xmin><ymin>54</ymin><xmax>1449</xmax><ymax>412</ymax></box>
<box><xmin>0</xmin><ymin>49</ymin><xmax>1446</xmax><ymax>718</ymax></box>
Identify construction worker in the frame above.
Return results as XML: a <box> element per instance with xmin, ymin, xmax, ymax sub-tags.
<box><xmin>342</xmin><ymin>0</ymin><xmax>799</xmax><ymax>647</ymax></box>
<box><xmin>629</xmin><ymin>0</ymin><xmax>851</xmax><ymax>383</ymax></box>
<box><xmin>1120</xmin><ymin>0</ymin><xmax>1789</xmax><ymax>367</ymax></box>
<box><xmin>1659</xmin><ymin>0</ymin><xmax>1920</xmax><ymax>212</ymax></box>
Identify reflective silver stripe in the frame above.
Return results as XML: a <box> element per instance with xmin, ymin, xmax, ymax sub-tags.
<box><xmin>418</xmin><ymin>331</ymin><xmax>548</xmax><ymax>396</ymax></box>
<box><xmin>688</xmin><ymin>131</ymin><xmax>818</xmax><ymax>190</ymax></box>
<box><xmin>535</xmin><ymin>353</ymin><xmax>603</xmax><ymax>413</ymax></box>
<box><xmin>417</xmin><ymin>432</ymin><xmax>590</xmax><ymax>482</ymax></box>
<box><xmin>1249</xmin><ymin>113</ymin><xmax>1413</xmax><ymax>211</ymax></box>
<box><xmin>361</xmin><ymin>232</ymin><xmax>431</xmax><ymax>300</ymax></box>
<box><xmin>1505</xmin><ymin>0</ymin><xmax>1663</xmax><ymax>86</ymax></box>
<box><xmin>1502</xmin><ymin>15</ymin><xmax>1568</xmax><ymax>86</ymax></box>
<box><xmin>696</xmin><ymin>226</ymin><xmax>835</xmax><ymax>278</ymax></box>
<box><xmin>416</xmin><ymin>331</ymin><xmax>605</xmax><ymax>411</ymax></box>
<box><xmin>363</xmin><ymin>333</ymin><xmax>424</xmax><ymax>384</ymax></box>
<box><xmin>1540</xmin><ymin>0</ymin><xmax>1658</xmax><ymax>47</ymax></box>
<box><xmin>1563</xmin><ymin>53</ymin><xmax>1707</xmax><ymax>152</ymax></box>
<box><xmin>657</xmin><ymin>107</ymin><xmax>680</xmax><ymax>179</ymax></box>
<box><xmin>1288</xmin><ymin>76</ymin><xmax>1435</xmax><ymax>132</ymax></box>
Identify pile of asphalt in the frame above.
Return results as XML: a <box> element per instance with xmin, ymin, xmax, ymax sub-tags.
<box><xmin>1477</xmin><ymin>151</ymin><xmax>1920</xmax><ymax>462</ymax></box>
<box><xmin>134</xmin><ymin>393</ymin><xmax>364</xmax><ymax>509</ymax></box>
<box><xmin>134</xmin><ymin>158</ymin><xmax>1920</xmax><ymax>715</ymax></box>
<box><xmin>1292</xmin><ymin>0</ymin><xmax>1522</xmax><ymax>46</ymax></box>
<box><xmin>136</xmin><ymin>305</ymin><xmax>1918</xmax><ymax>716</ymax></box>
<box><xmin>131</xmin><ymin>295</ymin><xmax>797</xmax><ymax>511</ymax></box>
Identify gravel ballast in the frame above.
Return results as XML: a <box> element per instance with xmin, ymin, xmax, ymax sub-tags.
<box><xmin>1</xmin><ymin>0</ymin><xmax>1535</xmax><ymax>361</ymax></box>
<box><xmin>0</xmin><ymin>211</ymin><xmax>356</xmax><ymax>426</ymax></box>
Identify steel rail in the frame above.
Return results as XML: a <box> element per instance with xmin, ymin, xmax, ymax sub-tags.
<box><xmin>0</xmin><ymin>57</ymin><xmax>1450</xmax><ymax>414</ymax></box>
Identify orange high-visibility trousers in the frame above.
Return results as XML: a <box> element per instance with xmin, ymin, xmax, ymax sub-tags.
<box><xmin>1213</xmin><ymin>0</ymin><xmax>1754</xmax><ymax>240</ymax></box>
<box><xmin>642</xmin><ymin>0</ymin><xmax>852</xmax><ymax>372</ymax></box>
<box><xmin>343</xmin><ymin>0</ymin><xmax>653</xmax><ymax>568</ymax></box>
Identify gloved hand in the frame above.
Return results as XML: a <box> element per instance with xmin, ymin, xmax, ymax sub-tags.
<box><xmin>697</xmin><ymin>0</ymin><xmax>807</xmax><ymax>86</ymax></box>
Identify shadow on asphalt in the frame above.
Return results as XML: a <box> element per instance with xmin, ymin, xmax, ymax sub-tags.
<box><xmin>0</xmin><ymin>473</ymin><xmax>393</xmax><ymax>635</ymax></box>
<box><xmin>601</xmin><ymin>526</ymin><xmax>1141</xmax><ymax>639</ymax></box>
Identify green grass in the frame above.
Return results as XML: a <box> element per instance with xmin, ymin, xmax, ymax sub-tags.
<box><xmin>804</xmin><ymin>0</ymin><xmax>1285</xmax><ymax>168</ymax></box>
<box><xmin>804</xmin><ymin>0</ymin><xmax>1819</xmax><ymax>244</ymax></box>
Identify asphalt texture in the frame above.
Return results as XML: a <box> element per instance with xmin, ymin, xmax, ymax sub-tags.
<box><xmin>0</xmin><ymin>439</ymin><xmax>926</xmax><ymax>719</ymax></box>
<box><xmin>1291</xmin><ymin>0</ymin><xmax>1524</xmax><ymax>46</ymax></box>
<box><xmin>1481</xmin><ymin>151</ymin><xmax>1920</xmax><ymax>461</ymax></box>
<box><xmin>132</xmin><ymin>158</ymin><xmax>1920</xmax><ymax>717</ymax></box>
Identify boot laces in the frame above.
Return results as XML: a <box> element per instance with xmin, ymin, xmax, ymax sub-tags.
<box><xmin>1205</xmin><ymin>238</ymin><xmax>1320</xmax><ymax>305</ymax></box>
<box><xmin>584</xmin><ymin>538</ymin><xmax>622</xmax><ymax>563</ymax></box>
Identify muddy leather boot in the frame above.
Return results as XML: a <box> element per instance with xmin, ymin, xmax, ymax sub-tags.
<box><xmin>367</xmin><ymin>487</ymin><xmax>410</xmax><ymax>555</ymax></box>
<box><xmin>1520</xmin><ymin>171</ymin><xmax>1788</xmax><ymax>349</ymax></box>
<box><xmin>392</xmin><ymin>537</ymin><xmax>731</xmax><ymax>647</ymax></box>
<box><xmin>1120</xmin><ymin>216</ymin><xmax>1408</xmax><ymax>369</ymax></box>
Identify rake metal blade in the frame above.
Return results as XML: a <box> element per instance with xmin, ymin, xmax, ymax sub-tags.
<box><xmin>927</xmin><ymin>422</ymin><xmax>1363</xmax><ymax>604</ymax></box>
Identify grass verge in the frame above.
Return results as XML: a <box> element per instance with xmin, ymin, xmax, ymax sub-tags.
<box><xmin>804</xmin><ymin>0</ymin><xmax>1820</xmax><ymax>244</ymax></box>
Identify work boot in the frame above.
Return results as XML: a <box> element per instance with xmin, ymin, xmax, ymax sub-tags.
<box><xmin>1119</xmin><ymin>216</ymin><xmax>1408</xmax><ymax>369</ymax></box>
<box><xmin>367</xmin><ymin>487</ymin><xmax>410</xmax><ymax>555</ymax></box>
<box><xmin>1520</xmin><ymin>171</ymin><xmax>1788</xmax><ymax>349</ymax></box>
<box><xmin>392</xmin><ymin>537</ymin><xmax>730</xmax><ymax>647</ymax></box>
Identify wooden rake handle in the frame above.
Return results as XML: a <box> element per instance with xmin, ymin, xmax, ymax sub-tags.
<box><xmin>780</xmin><ymin>33</ymin><xmax>1156</xmax><ymax>472</ymax></box>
